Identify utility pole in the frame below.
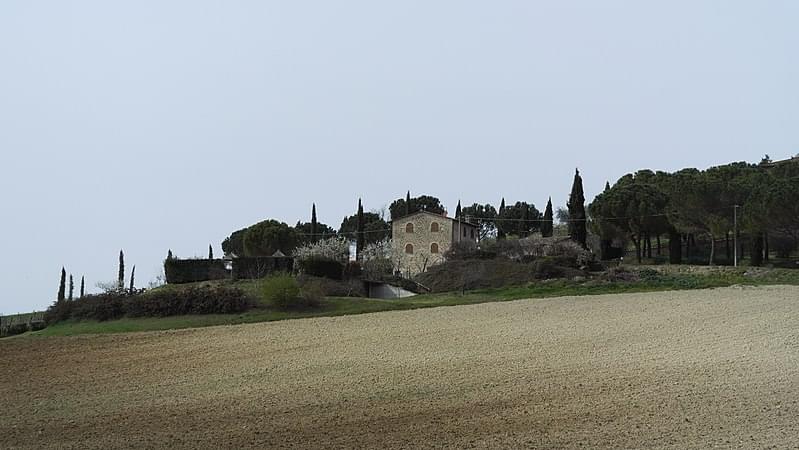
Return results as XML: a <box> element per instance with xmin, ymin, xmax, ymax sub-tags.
<box><xmin>733</xmin><ymin>205</ymin><xmax>739</xmax><ymax>267</ymax></box>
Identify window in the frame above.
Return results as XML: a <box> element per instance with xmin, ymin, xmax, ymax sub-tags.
<box><xmin>471</xmin><ymin>229</ymin><xmax>475</xmax><ymax>239</ymax></box>
<box><xmin>463</xmin><ymin>228</ymin><xmax>467</xmax><ymax>237</ymax></box>
<box><xmin>405</xmin><ymin>223</ymin><xmax>414</xmax><ymax>233</ymax></box>
<box><xmin>430</xmin><ymin>222</ymin><xmax>440</xmax><ymax>232</ymax></box>
<box><xmin>430</xmin><ymin>243</ymin><xmax>439</xmax><ymax>253</ymax></box>
<box><xmin>405</xmin><ymin>243</ymin><xmax>414</xmax><ymax>254</ymax></box>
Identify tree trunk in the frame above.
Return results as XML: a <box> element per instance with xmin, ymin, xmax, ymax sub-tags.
<box><xmin>738</xmin><ymin>231</ymin><xmax>744</xmax><ymax>259</ymax></box>
<box><xmin>656</xmin><ymin>235</ymin><xmax>661</xmax><ymax>256</ymax></box>
<box><xmin>633</xmin><ymin>237</ymin><xmax>642</xmax><ymax>263</ymax></box>
<box><xmin>645</xmin><ymin>234</ymin><xmax>652</xmax><ymax>259</ymax></box>
<box><xmin>725</xmin><ymin>232</ymin><xmax>731</xmax><ymax>263</ymax></box>
<box><xmin>668</xmin><ymin>230</ymin><xmax>682</xmax><ymax>264</ymax></box>
<box><xmin>685</xmin><ymin>233</ymin><xmax>691</xmax><ymax>260</ymax></box>
<box><xmin>708</xmin><ymin>234</ymin><xmax>715</xmax><ymax>266</ymax></box>
<box><xmin>764</xmin><ymin>232</ymin><xmax>769</xmax><ymax>262</ymax></box>
<box><xmin>751</xmin><ymin>232</ymin><xmax>764</xmax><ymax>267</ymax></box>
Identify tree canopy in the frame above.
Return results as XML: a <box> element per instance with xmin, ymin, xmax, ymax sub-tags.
<box><xmin>590</xmin><ymin>160</ymin><xmax>799</xmax><ymax>265</ymax></box>
<box><xmin>389</xmin><ymin>194</ymin><xmax>446</xmax><ymax>220</ymax></box>
<box><xmin>339</xmin><ymin>211</ymin><xmax>390</xmax><ymax>246</ymax></box>
<box><xmin>223</xmin><ymin>220</ymin><xmax>299</xmax><ymax>257</ymax></box>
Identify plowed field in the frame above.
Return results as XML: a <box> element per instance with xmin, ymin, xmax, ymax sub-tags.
<box><xmin>3</xmin><ymin>285</ymin><xmax>798</xmax><ymax>449</ymax></box>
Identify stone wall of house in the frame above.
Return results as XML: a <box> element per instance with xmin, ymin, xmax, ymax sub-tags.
<box><xmin>392</xmin><ymin>213</ymin><xmax>452</xmax><ymax>276</ymax></box>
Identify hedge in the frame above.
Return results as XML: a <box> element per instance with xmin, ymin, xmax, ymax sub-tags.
<box><xmin>164</xmin><ymin>259</ymin><xmax>229</xmax><ymax>284</ymax></box>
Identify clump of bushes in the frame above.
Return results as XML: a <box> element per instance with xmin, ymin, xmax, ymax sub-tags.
<box><xmin>261</xmin><ymin>274</ymin><xmax>322</xmax><ymax>309</ymax></box>
<box><xmin>446</xmin><ymin>236</ymin><xmax>594</xmax><ymax>268</ymax></box>
<box><xmin>298</xmin><ymin>257</ymin><xmax>344</xmax><ymax>280</ymax></box>
<box><xmin>45</xmin><ymin>285</ymin><xmax>252</xmax><ymax>323</ymax></box>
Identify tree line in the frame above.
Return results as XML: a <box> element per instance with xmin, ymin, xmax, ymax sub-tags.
<box><xmin>219</xmin><ymin>184</ymin><xmax>581</xmax><ymax>261</ymax></box>
<box><xmin>589</xmin><ymin>158</ymin><xmax>799</xmax><ymax>264</ymax></box>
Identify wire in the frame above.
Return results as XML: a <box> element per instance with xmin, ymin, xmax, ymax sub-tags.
<box><xmin>289</xmin><ymin>205</ymin><xmax>742</xmax><ymax>236</ymax></box>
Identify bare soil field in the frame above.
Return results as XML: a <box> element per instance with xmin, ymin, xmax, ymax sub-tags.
<box><xmin>2</xmin><ymin>285</ymin><xmax>799</xmax><ymax>449</ymax></box>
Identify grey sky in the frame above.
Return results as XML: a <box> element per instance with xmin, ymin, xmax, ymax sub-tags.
<box><xmin>1</xmin><ymin>1</ymin><xmax>797</xmax><ymax>313</ymax></box>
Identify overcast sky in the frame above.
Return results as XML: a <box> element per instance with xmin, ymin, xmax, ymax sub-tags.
<box><xmin>1</xmin><ymin>1</ymin><xmax>797</xmax><ymax>313</ymax></box>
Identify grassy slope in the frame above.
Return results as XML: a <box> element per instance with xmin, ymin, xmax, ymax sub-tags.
<box><xmin>28</xmin><ymin>267</ymin><xmax>799</xmax><ymax>338</ymax></box>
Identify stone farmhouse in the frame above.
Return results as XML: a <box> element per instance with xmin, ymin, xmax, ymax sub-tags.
<box><xmin>392</xmin><ymin>210</ymin><xmax>478</xmax><ymax>276</ymax></box>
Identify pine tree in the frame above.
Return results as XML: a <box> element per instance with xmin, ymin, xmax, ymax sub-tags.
<box><xmin>497</xmin><ymin>198</ymin><xmax>507</xmax><ymax>240</ymax></box>
<box><xmin>118</xmin><ymin>250</ymin><xmax>125</xmax><ymax>290</ymax></box>
<box><xmin>129</xmin><ymin>265</ymin><xmax>136</xmax><ymax>294</ymax></box>
<box><xmin>455</xmin><ymin>201</ymin><xmax>462</xmax><ymax>219</ymax></box>
<box><xmin>541</xmin><ymin>197</ymin><xmax>554</xmax><ymax>237</ymax></box>
<box><xmin>311</xmin><ymin>203</ymin><xmax>318</xmax><ymax>242</ymax></box>
<box><xmin>208</xmin><ymin>244</ymin><xmax>213</xmax><ymax>259</ymax></box>
<box><xmin>521</xmin><ymin>204</ymin><xmax>530</xmax><ymax>238</ymax></box>
<box><xmin>568</xmin><ymin>169</ymin><xmax>588</xmax><ymax>248</ymax></box>
<box><xmin>57</xmin><ymin>267</ymin><xmax>66</xmax><ymax>302</ymax></box>
<box><xmin>356</xmin><ymin>199</ymin><xmax>365</xmax><ymax>260</ymax></box>
<box><xmin>80</xmin><ymin>276</ymin><xmax>85</xmax><ymax>298</ymax></box>
<box><xmin>68</xmin><ymin>275</ymin><xmax>74</xmax><ymax>301</ymax></box>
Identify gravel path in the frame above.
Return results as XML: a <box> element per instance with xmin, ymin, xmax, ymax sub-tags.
<box><xmin>2</xmin><ymin>285</ymin><xmax>798</xmax><ymax>449</ymax></box>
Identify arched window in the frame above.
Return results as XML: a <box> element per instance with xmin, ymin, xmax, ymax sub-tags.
<box><xmin>430</xmin><ymin>222</ymin><xmax>440</xmax><ymax>232</ymax></box>
<box><xmin>405</xmin><ymin>243</ymin><xmax>414</xmax><ymax>254</ymax></box>
<box><xmin>430</xmin><ymin>243</ymin><xmax>439</xmax><ymax>254</ymax></box>
<box><xmin>405</xmin><ymin>223</ymin><xmax>414</xmax><ymax>233</ymax></box>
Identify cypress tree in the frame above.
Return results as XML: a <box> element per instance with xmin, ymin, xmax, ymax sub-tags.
<box><xmin>167</xmin><ymin>249</ymin><xmax>173</xmax><ymax>260</ymax></box>
<box><xmin>311</xmin><ymin>203</ymin><xmax>318</xmax><ymax>242</ymax></box>
<box><xmin>497</xmin><ymin>198</ymin><xmax>507</xmax><ymax>240</ymax></box>
<box><xmin>356</xmin><ymin>199</ymin><xmax>365</xmax><ymax>260</ymax></box>
<box><xmin>405</xmin><ymin>191</ymin><xmax>411</xmax><ymax>216</ymax></box>
<box><xmin>604</xmin><ymin>181</ymin><xmax>611</xmax><ymax>192</ymax></box>
<box><xmin>57</xmin><ymin>267</ymin><xmax>66</xmax><ymax>302</ymax></box>
<box><xmin>68</xmin><ymin>275</ymin><xmax>74</xmax><ymax>301</ymax></box>
<box><xmin>208</xmin><ymin>244</ymin><xmax>214</xmax><ymax>259</ymax></box>
<box><xmin>542</xmin><ymin>197</ymin><xmax>554</xmax><ymax>237</ymax></box>
<box><xmin>118</xmin><ymin>250</ymin><xmax>125</xmax><ymax>290</ymax></box>
<box><xmin>567</xmin><ymin>169</ymin><xmax>588</xmax><ymax>248</ymax></box>
<box><xmin>129</xmin><ymin>265</ymin><xmax>136</xmax><ymax>293</ymax></box>
<box><xmin>80</xmin><ymin>276</ymin><xmax>85</xmax><ymax>298</ymax></box>
<box><xmin>455</xmin><ymin>201</ymin><xmax>462</xmax><ymax>219</ymax></box>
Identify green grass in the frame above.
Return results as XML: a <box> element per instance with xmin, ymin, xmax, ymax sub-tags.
<box><xmin>24</xmin><ymin>267</ymin><xmax>799</xmax><ymax>338</ymax></box>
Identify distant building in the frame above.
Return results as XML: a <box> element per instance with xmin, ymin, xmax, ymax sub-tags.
<box><xmin>391</xmin><ymin>211</ymin><xmax>478</xmax><ymax>276</ymax></box>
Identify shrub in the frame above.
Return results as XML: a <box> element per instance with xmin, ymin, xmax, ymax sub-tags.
<box><xmin>637</xmin><ymin>268</ymin><xmax>662</xmax><ymax>282</ymax></box>
<box><xmin>601</xmin><ymin>267</ymin><xmax>640</xmax><ymax>282</ymax></box>
<box><xmin>1</xmin><ymin>322</ymin><xmax>29</xmax><ymax>337</ymax></box>
<box><xmin>533</xmin><ymin>258</ymin><xmax>565</xmax><ymax>279</ymax></box>
<box><xmin>261</xmin><ymin>274</ymin><xmax>301</xmax><ymax>309</ymax></box>
<box><xmin>44</xmin><ymin>285</ymin><xmax>252</xmax><ymax>323</ymax></box>
<box><xmin>298</xmin><ymin>275</ymin><xmax>365</xmax><ymax>297</ymax></box>
<box><xmin>343</xmin><ymin>261</ymin><xmax>362</xmax><ymax>279</ymax></box>
<box><xmin>130</xmin><ymin>285</ymin><xmax>251</xmax><ymax>317</ymax></box>
<box><xmin>297</xmin><ymin>280</ymin><xmax>324</xmax><ymax>308</ymax></box>
<box><xmin>445</xmin><ymin>240</ymin><xmax>497</xmax><ymax>260</ymax></box>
